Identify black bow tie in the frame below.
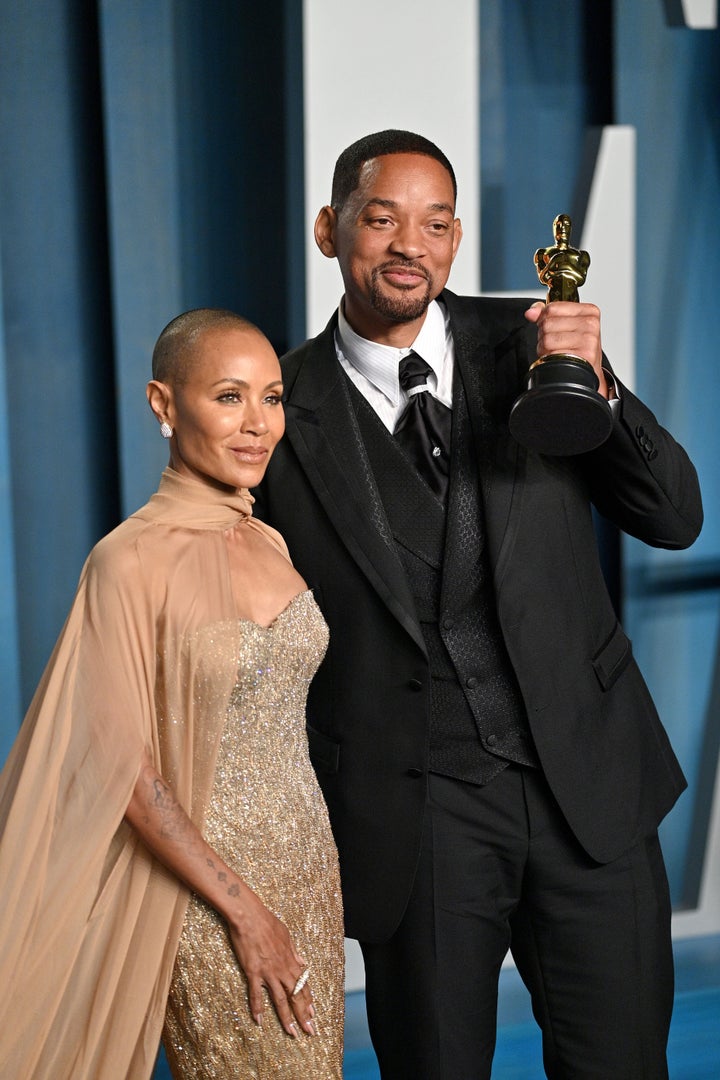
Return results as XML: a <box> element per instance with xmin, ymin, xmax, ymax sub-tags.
<box><xmin>393</xmin><ymin>352</ymin><xmax>452</xmax><ymax>502</ymax></box>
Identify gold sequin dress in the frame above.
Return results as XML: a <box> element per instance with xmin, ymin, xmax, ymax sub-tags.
<box><xmin>163</xmin><ymin>591</ymin><xmax>345</xmax><ymax>1079</ymax></box>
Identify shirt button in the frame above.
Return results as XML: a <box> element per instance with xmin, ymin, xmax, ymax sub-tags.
<box><xmin>408</xmin><ymin>679</ymin><xmax>423</xmax><ymax>692</ymax></box>
<box><xmin>407</xmin><ymin>767</ymin><xmax>423</xmax><ymax>778</ymax></box>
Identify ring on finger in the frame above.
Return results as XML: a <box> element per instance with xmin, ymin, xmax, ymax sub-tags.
<box><xmin>292</xmin><ymin>967</ymin><xmax>310</xmax><ymax>996</ymax></box>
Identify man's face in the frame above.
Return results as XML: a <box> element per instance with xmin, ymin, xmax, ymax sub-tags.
<box><xmin>317</xmin><ymin>152</ymin><xmax>462</xmax><ymax>343</ymax></box>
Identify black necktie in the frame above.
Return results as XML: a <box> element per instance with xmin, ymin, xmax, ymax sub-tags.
<box><xmin>394</xmin><ymin>352</ymin><xmax>452</xmax><ymax>502</ymax></box>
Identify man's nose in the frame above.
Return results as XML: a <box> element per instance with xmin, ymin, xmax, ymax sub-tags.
<box><xmin>389</xmin><ymin>222</ymin><xmax>426</xmax><ymax>259</ymax></box>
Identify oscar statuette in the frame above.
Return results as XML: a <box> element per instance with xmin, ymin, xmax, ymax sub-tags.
<box><xmin>508</xmin><ymin>214</ymin><xmax>613</xmax><ymax>455</ymax></box>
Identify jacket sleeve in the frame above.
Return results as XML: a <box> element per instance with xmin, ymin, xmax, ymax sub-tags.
<box><xmin>581</xmin><ymin>378</ymin><xmax>703</xmax><ymax>550</ymax></box>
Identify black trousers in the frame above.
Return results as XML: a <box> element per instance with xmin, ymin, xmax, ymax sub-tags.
<box><xmin>360</xmin><ymin>767</ymin><xmax>674</xmax><ymax>1080</ymax></box>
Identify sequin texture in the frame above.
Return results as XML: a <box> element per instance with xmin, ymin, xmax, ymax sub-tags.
<box><xmin>163</xmin><ymin>592</ymin><xmax>344</xmax><ymax>1078</ymax></box>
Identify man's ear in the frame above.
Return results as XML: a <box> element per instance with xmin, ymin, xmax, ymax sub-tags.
<box><xmin>314</xmin><ymin>205</ymin><xmax>338</xmax><ymax>259</ymax></box>
<box><xmin>451</xmin><ymin>218</ymin><xmax>463</xmax><ymax>263</ymax></box>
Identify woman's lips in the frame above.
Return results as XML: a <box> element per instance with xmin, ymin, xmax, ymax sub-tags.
<box><xmin>230</xmin><ymin>446</ymin><xmax>268</xmax><ymax>462</ymax></box>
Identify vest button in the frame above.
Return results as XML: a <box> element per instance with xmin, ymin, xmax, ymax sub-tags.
<box><xmin>407</xmin><ymin>767</ymin><xmax>423</xmax><ymax>778</ymax></box>
<box><xmin>466</xmin><ymin>676</ymin><xmax>478</xmax><ymax>689</ymax></box>
<box><xmin>408</xmin><ymin>679</ymin><xmax>423</xmax><ymax>692</ymax></box>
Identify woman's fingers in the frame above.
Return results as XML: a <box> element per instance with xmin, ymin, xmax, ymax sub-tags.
<box><xmin>290</xmin><ymin>980</ymin><xmax>317</xmax><ymax>1036</ymax></box>
<box><xmin>245</xmin><ymin>955</ymin><xmax>317</xmax><ymax>1037</ymax></box>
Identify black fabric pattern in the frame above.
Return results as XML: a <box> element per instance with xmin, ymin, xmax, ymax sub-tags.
<box><xmin>350</xmin><ymin>378</ymin><xmax>538</xmax><ymax>785</ymax></box>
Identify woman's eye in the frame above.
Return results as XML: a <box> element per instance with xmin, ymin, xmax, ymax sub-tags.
<box><xmin>218</xmin><ymin>390</ymin><xmax>242</xmax><ymax>402</ymax></box>
<box><xmin>264</xmin><ymin>394</ymin><xmax>283</xmax><ymax>406</ymax></box>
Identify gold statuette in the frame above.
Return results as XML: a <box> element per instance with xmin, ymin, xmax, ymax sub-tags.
<box><xmin>509</xmin><ymin>214</ymin><xmax>613</xmax><ymax>456</ymax></box>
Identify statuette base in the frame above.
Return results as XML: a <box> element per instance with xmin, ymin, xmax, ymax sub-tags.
<box><xmin>509</xmin><ymin>354</ymin><xmax>613</xmax><ymax>456</ymax></box>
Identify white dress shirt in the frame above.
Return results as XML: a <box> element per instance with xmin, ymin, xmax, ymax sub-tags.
<box><xmin>335</xmin><ymin>299</ymin><xmax>455</xmax><ymax>432</ymax></box>
<box><xmin>334</xmin><ymin>296</ymin><xmax>619</xmax><ymax>429</ymax></box>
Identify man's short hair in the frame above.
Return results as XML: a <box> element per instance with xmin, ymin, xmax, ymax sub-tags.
<box><xmin>152</xmin><ymin>308</ymin><xmax>260</xmax><ymax>385</ymax></box>
<box><xmin>331</xmin><ymin>130</ymin><xmax>457</xmax><ymax>212</ymax></box>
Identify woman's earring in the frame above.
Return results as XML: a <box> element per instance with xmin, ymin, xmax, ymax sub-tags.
<box><xmin>160</xmin><ymin>421</ymin><xmax>173</xmax><ymax>439</ymax></box>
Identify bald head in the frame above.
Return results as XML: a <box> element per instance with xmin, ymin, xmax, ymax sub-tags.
<box><xmin>152</xmin><ymin>308</ymin><xmax>265</xmax><ymax>386</ymax></box>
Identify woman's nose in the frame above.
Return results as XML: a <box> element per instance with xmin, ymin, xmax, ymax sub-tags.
<box><xmin>242</xmin><ymin>405</ymin><xmax>268</xmax><ymax>434</ymax></box>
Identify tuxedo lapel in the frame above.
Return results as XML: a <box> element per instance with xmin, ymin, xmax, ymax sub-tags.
<box><xmin>283</xmin><ymin>319</ymin><xmax>426</xmax><ymax>653</ymax></box>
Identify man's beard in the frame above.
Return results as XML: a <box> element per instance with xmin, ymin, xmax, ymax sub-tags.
<box><xmin>368</xmin><ymin>264</ymin><xmax>433</xmax><ymax>324</ymax></box>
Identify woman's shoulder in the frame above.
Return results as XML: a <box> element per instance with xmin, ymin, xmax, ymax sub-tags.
<box><xmin>84</xmin><ymin>514</ymin><xmax>168</xmax><ymax>585</ymax></box>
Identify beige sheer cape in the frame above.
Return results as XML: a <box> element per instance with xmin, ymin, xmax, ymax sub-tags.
<box><xmin>0</xmin><ymin>468</ymin><xmax>290</xmax><ymax>1079</ymax></box>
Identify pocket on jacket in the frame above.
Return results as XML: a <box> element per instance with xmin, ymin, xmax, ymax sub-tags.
<box><xmin>307</xmin><ymin>723</ymin><xmax>340</xmax><ymax>774</ymax></box>
<box><xmin>592</xmin><ymin>622</ymin><xmax>633</xmax><ymax>691</ymax></box>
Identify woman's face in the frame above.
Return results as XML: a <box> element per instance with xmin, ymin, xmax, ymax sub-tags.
<box><xmin>162</xmin><ymin>325</ymin><xmax>285</xmax><ymax>492</ymax></box>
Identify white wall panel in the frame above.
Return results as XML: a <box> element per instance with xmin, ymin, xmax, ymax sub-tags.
<box><xmin>303</xmin><ymin>0</ymin><xmax>480</xmax><ymax>336</ymax></box>
<box><xmin>580</xmin><ymin>126</ymin><xmax>636</xmax><ymax>392</ymax></box>
<box><xmin>681</xmin><ymin>0</ymin><xmax>717</xmax><ymax>28</ymax></box>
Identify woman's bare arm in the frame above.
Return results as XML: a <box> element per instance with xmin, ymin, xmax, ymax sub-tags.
<box><xmin>124</xmin><ymin>754</ymin><xmax>315</xmax><ymax>1036</ymax></box>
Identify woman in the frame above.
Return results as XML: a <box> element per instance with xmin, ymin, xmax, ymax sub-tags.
<box><xmin>0</xmin><ymin>310</ymin><xmax>344</xmax><ymax>1079</ymax></box>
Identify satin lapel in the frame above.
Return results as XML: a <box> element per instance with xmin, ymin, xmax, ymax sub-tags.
<box><xmin>284</xmin><ymin>323</ymin><xmax>426</xmax><ymax>654</ymax></box>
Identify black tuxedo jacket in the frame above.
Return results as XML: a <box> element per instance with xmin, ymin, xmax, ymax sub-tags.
<box><xmin>253</xmin><ymin>290</ymin><xmax>703</xmax><ymax>943</ymax></box>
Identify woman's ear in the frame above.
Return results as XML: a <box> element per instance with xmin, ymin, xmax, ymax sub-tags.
<box><xmin>146</xmin><ymin>380</ymin><xmax>174</xmax><ymax>427</ymax></box>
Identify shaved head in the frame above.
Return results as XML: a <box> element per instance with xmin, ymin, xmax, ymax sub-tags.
<box><xmin>152</xmin><ymin>308</ymin><xmax>265</xmax><ymax>386</ymax></box>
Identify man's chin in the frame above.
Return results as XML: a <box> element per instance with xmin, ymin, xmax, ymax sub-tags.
<box><xmin>369</xmin><ymin>286</ymin><xmax>433</xmax><ymax>324</ymax></box>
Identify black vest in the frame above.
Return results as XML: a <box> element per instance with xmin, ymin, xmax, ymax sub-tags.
<box><xmin>348</xmin><ymin>375</ymin><xmax>537</xmax><ymax>785</ymax></box>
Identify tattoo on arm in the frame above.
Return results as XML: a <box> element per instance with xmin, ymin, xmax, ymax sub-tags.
<box><xmin>144</xmin><ymin>771</ymin><xmax>242</xmax><ymax>898</ymax></box>
<box><xmin>150</xmin><ymin>777</ymin><xmax>194</xmax><ymax>844</ymax></box>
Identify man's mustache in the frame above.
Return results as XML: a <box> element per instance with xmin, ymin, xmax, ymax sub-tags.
<box><xmin>373</xmin><ymin>260</ymin><xmax>430</xmax><ymax>280</ymax></box>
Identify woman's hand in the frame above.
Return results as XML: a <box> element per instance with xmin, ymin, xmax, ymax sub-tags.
<box><xmin>224</xmin><ymin>883</ymin><xmax>316</xmax><ymax>1036</ymax></box>
<box><xmin>124</xmin><ymin>755</ymin><xmax>316</xmax><ymax>1036</ymax></box>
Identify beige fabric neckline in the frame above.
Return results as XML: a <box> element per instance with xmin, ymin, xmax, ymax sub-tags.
<box><xmin>136</xmin><ymin>466</ymin><xmax>255</xmax><ymax>529</ymax></box>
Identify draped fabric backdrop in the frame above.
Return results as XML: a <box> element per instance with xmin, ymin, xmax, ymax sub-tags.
<box><xmin>1</xmin><ymin>1</ymin><xmax>718</xmax><ymax>935</ymax></box>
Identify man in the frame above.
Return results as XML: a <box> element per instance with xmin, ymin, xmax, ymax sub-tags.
<box><xmin>253</xmin><ymin>130</ymin><xmax>702</xmax><ymax>1078</ymax></box>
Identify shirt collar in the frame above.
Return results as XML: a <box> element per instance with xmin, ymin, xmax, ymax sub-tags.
<box><xmin>336</xmin><ymin>299</ymin><xmax>448</xmax><ymax>406</ymax></box>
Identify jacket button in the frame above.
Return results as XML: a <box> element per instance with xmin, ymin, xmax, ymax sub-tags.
<box><xmin>408</xmin><ymin>679</ymin><xmax>423</xmax><ymax>692</ymax></box>
<box><xmin>407</xmin><ymin>767</ymin><xmax>423</xmax><ymax>778</ymax></box>
<box><xmin>466</xmin><ymin>676</ymin><xmax>478</xmax><ymax>689</ymax></box>
<box><xmin>486</xmin><ymin>734</ymin><xmax>498</xmax><ymax>747</ymax></box>
<box><xmin>443</xmin><ymin>616</ymin><xmax>455</xmax><ymax>630</ymax></box>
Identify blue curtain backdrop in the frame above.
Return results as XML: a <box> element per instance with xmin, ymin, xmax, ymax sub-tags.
<box><xmin>1</xmin><ymin>1</ymin><xmax>718</xmax><ymax>915</ymax></box>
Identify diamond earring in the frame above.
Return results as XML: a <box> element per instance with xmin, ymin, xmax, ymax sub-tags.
<box><xmin>160</xmin><ymin>421</ymin><xmax>173</xmax><ymax>439</ymax></box>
